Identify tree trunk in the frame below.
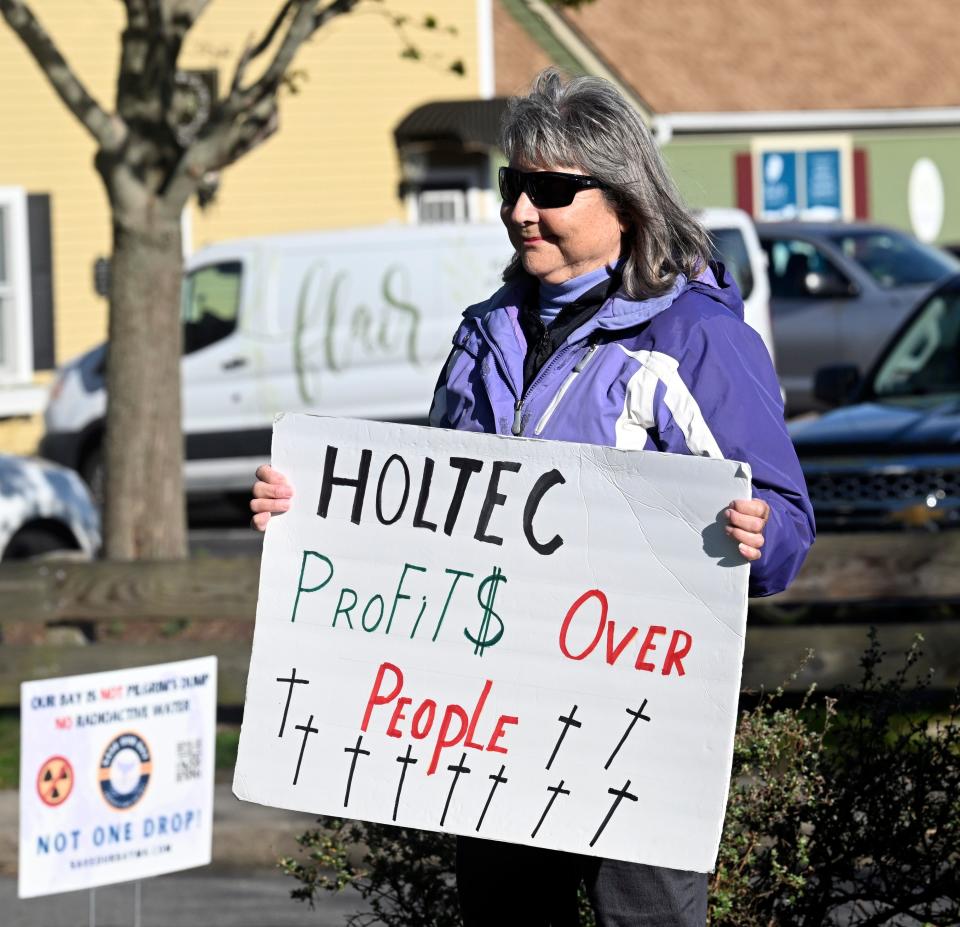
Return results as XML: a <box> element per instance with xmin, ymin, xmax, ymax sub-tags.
<box><xmin>104</xmin><ymin>207</ymin><xmax>187</xmax><ymax>560</ymax></box>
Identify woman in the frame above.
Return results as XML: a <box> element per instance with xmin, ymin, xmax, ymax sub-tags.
<box><xmin>252</xmin><ymin>69</ymin><xmax>814</xmax><ymax>926</ymax></box>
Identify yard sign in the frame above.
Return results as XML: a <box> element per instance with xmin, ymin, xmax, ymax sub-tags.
<box><xmin>234</xmin><ymin>416</ymin><xmax>750</xmax><ymax>872</ymax></box>
<box><xmin>19</xmin><ymin>656</ymin><xmax>217</xmax><ymax>898</ymax></box>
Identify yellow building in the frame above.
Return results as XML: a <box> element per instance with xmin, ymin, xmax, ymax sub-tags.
<box><xmin>0</xmin><ymin>0</ymin><xmax>492</xmax><ymax>452</ymax></box>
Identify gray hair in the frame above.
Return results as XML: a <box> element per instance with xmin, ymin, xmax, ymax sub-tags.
<box><xmin>501</xmin><ymin>69</ymin><xmax>712</xmax><ymax>299</ymax></box>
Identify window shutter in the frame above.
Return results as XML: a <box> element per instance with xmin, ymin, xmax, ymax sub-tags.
<box><xmin>27</xmin><ymin>193</ymin><xmax>55</xmax><ymax>370</ymax></box>
<box><xmin>853</xmin><ymin>149</ymin><xmax>870</xmax><ymax>220</ymax></box>
<box><xmin>734</xmin><ymin>152</ymin><xmax>753</xmax><ymax>215</ymax></box>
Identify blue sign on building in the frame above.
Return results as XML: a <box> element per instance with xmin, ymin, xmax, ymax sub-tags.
<box><xmin>805</xmin><ymin>150</ymin><xmax>841</xmax><ymax>214</ymax></box>
<box><xmin>761</xmin><ymin>152</ymin><xmax>798</xmax><ymax>217</ymax></box>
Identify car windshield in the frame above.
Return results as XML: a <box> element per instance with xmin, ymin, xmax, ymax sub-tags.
<box><xmin>873</xmin><ymin>284</ymin><xmax>960</xmax><ymax>397</ymax></box>
<box><xmin>828</xmin><ymin>230</ymin><xmax>959</xmax><ymax>289</ymax></box>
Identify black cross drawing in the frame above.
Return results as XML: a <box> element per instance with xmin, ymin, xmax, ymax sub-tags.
<box><xmin>440</xmin><ymin>752</ymin><xmax>472</xmax><ymax>827</ymax></box>
<box><xmin>604</xmin><ymin>700</ymin><xmax>651</xmax><ymax>770</ymax></box>
<box><xmin>546</xmin><ymin>704</ymin><xmax>582</xmax><ymax>770</ymax></box>
<box><xmin>476</xmin><ymin>764</ymin><xmax>508</xmax><ymax>833</ymax></box>
<box><xmin>393</xmin><ymin>745</ymin><xmax>419</xmax><ymax>822</ymax></box>
<box><xmin>589</xmin><ymin>779</ymin><xmax>639</xmax><ymax>848</ymax></box>
<box><xmin>531</xmin><ymin>779</ymin><xmax>571</xmax><ymax>839</ymax></box>
<box><xmin>293</xmin><ymin>714</ymin><xmax>318</xmax><ymax>786</ymax></box>
<box><xmin>276</xmin><ymin>668</ymin><xmax>310</xmax><ymax>737</ymax></box>
<box><xmin>343</xmin><ymin>735</ymin><xmax>371</xmax><ymax>808</ymax></box>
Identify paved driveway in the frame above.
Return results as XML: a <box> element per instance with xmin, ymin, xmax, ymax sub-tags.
<box><xmin>2</xmin><ymin>871</ymin><xmax>364</xmax><ymax>926</ymax></box>
<box><xmin>2</xmin><ymin>784</ymin><xmax>368</xmax><ymax>926</ymax></box>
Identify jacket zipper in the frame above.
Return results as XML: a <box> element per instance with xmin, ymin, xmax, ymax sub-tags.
<box><xmin>533</xmin><ymin>343</ymin><xmax>599</xmax><ymax>436</ymax></box>
<box><xmin>473</xmin><ymin>316</ymin><xmax>597</xmax><ymax>438</ymax></box>
<box><xmin>511</xmin><ymin>340</ymin><xmax>594</xmax><ymax>436</ymax></box>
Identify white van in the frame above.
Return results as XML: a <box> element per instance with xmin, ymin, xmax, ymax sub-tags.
<box><xmin>41</xmin><ymin>212</ymin><xmax>772</xmax><ymax>497</ymax></box>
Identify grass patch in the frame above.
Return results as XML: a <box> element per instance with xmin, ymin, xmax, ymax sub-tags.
<box><xmin>0</xmin><ymin>715</ymin><xmax>20</xmax><ymax>789</ymax></box>
<box><xmin>216</xmin><ymin>725</ymin><xmax>241</xmax><ymax>775</ymax></box>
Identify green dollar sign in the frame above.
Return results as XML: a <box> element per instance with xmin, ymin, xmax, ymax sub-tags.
<box><xmin>464</xmin><ymin>566</ymin><xmax>507</xmax><ymax>657</ymax></box>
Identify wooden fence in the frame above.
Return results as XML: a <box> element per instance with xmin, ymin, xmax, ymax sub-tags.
<box><xmin>2</xmin><ymin>532</ymin><xmax>959</xmax><ymax>705</ymax></box>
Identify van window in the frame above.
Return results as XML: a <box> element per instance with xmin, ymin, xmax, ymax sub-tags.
<box><xmin>182</xmin><ymin>262</ymin><xmax>242</xmax><ymax>354</ymax></box>
<box><xmin>708</xmin><ymin>228</ymin><xmax>754</xmax><ymax>299</ymax></box>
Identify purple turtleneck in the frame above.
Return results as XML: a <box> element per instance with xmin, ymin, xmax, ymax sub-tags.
<box><xmin>538</xmin><ymin>263</ymin><xmax>617</xmax><ymax>327</ymax></box>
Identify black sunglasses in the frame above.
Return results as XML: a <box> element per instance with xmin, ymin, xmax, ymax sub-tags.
<box><xmin>498</xmin><ymin>166</ymin><xmax>606</xmax><ymax>209</ymax></box>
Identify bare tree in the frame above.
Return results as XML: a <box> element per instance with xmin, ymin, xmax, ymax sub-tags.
<box><xmin>2</xmin><ymin>0</ymin><xmax>589</xmax><ymax>560</ymax></box>
<box><xmin>0</xmin><ymin>0</ymin><xmax>372</xmax><ymax>559</ymax></box>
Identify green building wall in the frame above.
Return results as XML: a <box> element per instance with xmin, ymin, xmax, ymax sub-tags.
<box><xmin>661</xmin><ymin>138</ymin><xmax>744</xmax><ymax>211</ymax></box>
<box><xmin>853</xmin><ymin>129</ymin><xmax>960</xmax><ymax>245</ymax></box>
<box><xmin>661</xmin><ymin>128</ymin><xmax>960</xmax><ymax>246</ymax></box>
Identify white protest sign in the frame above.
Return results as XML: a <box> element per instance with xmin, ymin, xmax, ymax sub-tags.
<box><xmin>234</xmin><ymin>416</ymin><xmax>750</xmax><ymax>872</ymax></box>
<box><xmin>19</xmin><ymin>656</ymin><xmax>217</xmax><ymax>898</ymax></box>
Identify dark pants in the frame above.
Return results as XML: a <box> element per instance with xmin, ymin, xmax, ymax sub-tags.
<box><xmin>456</xmin><ymin>837</ymin><xmax>707</xmax><ymax>927</ymax></box>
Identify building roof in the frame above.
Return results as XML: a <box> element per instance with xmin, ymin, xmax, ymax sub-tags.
<box><xmin>558</xmin><ymin>0</ymin><xmax>960</xmax><ymax>113</ymax></box>
<box><xmin>494</xmin><ymin>0</ymin><xmax>553</xmax><ymax>96</ymax></box>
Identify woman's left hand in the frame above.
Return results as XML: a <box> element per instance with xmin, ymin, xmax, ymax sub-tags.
<box><xmin>726</xmin><ymin>499</ymin><xmax>771</xmax><ymax>562</ymax></box>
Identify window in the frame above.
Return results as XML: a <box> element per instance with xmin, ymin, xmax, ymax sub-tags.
<box><xmin>417</xmin><ymin>190</ymin><xmax>467</xmax><ymax>224</ymax></box>
<box><xmin>181</xmin><ymin>262</ymin><xmax>242</xmax><ymax>354</ymax></box>
<box><xmin>0</xmin><ymin>187</ymin><xmax>34</xmax><ymax>387</ymax></box>
<box><xmin>763</xmin><ymin>239</ymin><xmax>852</xmax><ymax>300</ymax></box>
<box><xmin>828</xmin><ymin>230</ymin><xmax>959</xmax><ymax>289</ymax></box>
<box><xmin>757</xmin><ymin>146</ymin><xmax>846</xmax><ymax>220</ymax></box>
<box><xmin>873</xmin><ymin>289</ymin><xmax>960</xmax><ymax>397</ymax></box>
<box><xmin>708</xmin><ymin>228</ymin><xmax>754</xmax><ymax>299</ymax></box>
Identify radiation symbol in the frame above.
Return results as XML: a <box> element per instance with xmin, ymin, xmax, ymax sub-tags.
<box><xmin>37</xmin><ymin>756</ymin><xmax>74</xmax><ymax>807</ymax></box>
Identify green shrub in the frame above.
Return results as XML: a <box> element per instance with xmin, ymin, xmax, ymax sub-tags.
<box><xmin>281</xmin><ymin>632</ymin><xmax>959</xmax><ymax>926</ymax></box>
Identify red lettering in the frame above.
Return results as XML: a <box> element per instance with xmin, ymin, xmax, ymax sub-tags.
<box><xmin>465</xmin><ymin>679</ymin><xmax>493</xmax><ymax>749</ymax></box>
<box><xmin>487</xmin><ymin>715</ymin><xmax>518</xmax><ymax>753</ymax></box>
<box><xmin>662</xmin><ymin>630</ymin><xmax>693</xmax><ymax>676</ymax></box>
<box><xmin>359</xmin><ymin>662</ymin><xmax>520</xmax><ymax>770</ymax></box>
<box><xmin>605</xmin><ymin>621</ymin><xmax>638</xmax><ymax>665</ymax></box>
<box><xmin>559</xmin><ymin>589</ymin><xmax>607</xmax><ymax>660</ymax></box>
<box><xmin>386</xmin><ymin>696</ymin><xmax>412</xmax><ymax>737</ymax></box>
<box><xmin>411</xmin><ymin>699</ymin><xmax>437</xmax><ymax>738</ymax></box>
<box><xmin>360</xmin><ymin>662</ymin><xmax>404</xmax><ymax>731</ymax></box>
<box><xmin>428</xmin><ymin>704</ymin><xmax>468</xmax><ymax>775</ymax></box>
<box><xmin>635</xmin><ymin>626</ymin><xmax>667</xmax><ymax>672</ymax></box>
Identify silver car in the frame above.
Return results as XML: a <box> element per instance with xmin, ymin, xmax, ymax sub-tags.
<box><xmin>757</xmin><ymin>222</ymin><xmax>960</xmax><ymax>413</ymax></box>
<box><xmin>0</xmin><ymin>455</ymin><xmax>100</xmax><ymax>559</ymax></box>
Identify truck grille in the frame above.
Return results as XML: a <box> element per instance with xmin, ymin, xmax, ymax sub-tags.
<box><xmin>803</xmin><ymin>463</ymin><xmax>960</xmax><ymax>530</ymax></box>
<box><xmin>806</xmin><ymin>468</ymin><xmax>960</xmax><ymax>506</ymax></box>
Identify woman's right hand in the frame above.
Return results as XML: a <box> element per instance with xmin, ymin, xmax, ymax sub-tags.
<box><xmin>250</xmin><ymin>464</ymin><xmax>293</xmax><ymax>531</ymax></box>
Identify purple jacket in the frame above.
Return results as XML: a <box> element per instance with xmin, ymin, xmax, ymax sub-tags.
<box><xmin>429</xmin><ymin>265</ymin><xmax>815</xmax><ymax>597</ymax></box>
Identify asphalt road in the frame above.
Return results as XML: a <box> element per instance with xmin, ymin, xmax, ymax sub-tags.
<box><xmin>3</xmin><ymin>871</ymin><xmax>364</xmax><ymax>926</ymax></box>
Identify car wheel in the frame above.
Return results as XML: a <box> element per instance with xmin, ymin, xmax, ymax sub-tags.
<box><xmin>3</xmin><ymin>524</ymin><xmax>80</xmax><ymax>560</ymax></box>
<box><xmin>80</xmin><ymin>444</ymin><xmax>104</xmax><ymax>507</ymax></box>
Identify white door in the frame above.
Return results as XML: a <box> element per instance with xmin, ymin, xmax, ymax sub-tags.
<box><xmin>180</xmin><ymin>257</ymin><xmax>267</xmax><ymax>491</ymax></box>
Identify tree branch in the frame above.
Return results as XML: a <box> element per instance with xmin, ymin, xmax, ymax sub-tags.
<box><xmin>0</xmin><ymin>0</ymin><xmax>126</xmax><ymax>151</ymax></box>
<box><xmin>229</xmin><ymin>0</ymin><xmax>297</xmax><ymax>96</ymax></box>
<box><xmin>162</xmin><ymin>0</ymin><xmax>360</xmax><ymax>207</ymax></box>
<box><xmin>160</xmin><ymin>0</ymin><xmax>212</xmax><ymax>32</ymax></box>
<box><xmin>233</xmin><ymin>0</ymin><xmax>360</xmax><ymax>110</ymax></box>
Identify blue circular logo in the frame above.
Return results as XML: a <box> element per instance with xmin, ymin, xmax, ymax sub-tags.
<box><xmin>99</xmin><ymin>732</ymin><xmax>151</xmax><ymax>810</ymax></box>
